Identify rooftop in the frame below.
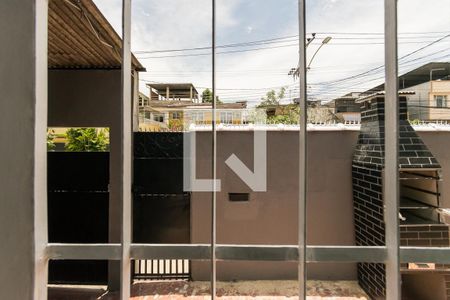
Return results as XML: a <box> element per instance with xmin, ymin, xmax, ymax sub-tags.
<box><xmin>147</xmin><ymin>100</ymin><xmax>247</xmax><ymax>109</ymax></box>
<box><xmin>48</xmin><ymin>0</ymin><xmax>144</xmax><ymax>70</ymax></box>
<box><xmin>147</xmin><ymin>83</ymin><xmax>199</xmax><ymax>98</ymax></box>
<box><xmin>355</xmin><ymin>90</ymin><xmax>416</xmax><ymax>103</ymax></box>
<box><xmin>364</xmin><ymin>62</ymin><xmax>450</xmax><ymax>94</ymax></box>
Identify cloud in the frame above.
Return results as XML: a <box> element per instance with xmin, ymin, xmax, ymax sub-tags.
<box><xmin>93</xmin><ymin>0</ymin><xmax>450</xmax><ymax>104</ymax></box>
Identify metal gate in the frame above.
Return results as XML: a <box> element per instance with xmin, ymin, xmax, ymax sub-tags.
<box><xmin>133</xmin><ymin>133</ymin><xmax>191</xmax><ymax>281</ymax></box>
<box><xmin>133</xmin><ymin>259</ymin><xmax>190</xmax><ymax>280</ymax></box>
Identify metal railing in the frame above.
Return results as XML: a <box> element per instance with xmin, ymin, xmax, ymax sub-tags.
<box><xmin>133</xmin><ymin>259</ymin><xmax>190</xmax><ymax>281</ymax></box>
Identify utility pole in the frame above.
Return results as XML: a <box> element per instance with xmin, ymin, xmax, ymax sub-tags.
<box><xmin>288</xmin><ymin>33</ymin><xmax>316</xmax><ymax>79</ymax></box>
<box><xmin>289</xmin><ymin>35</ymin><xmax>331</xmax><ymax>79</ymax></box>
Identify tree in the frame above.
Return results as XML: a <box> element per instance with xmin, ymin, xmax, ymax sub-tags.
<box><xmin>259</xmin><ymin>87</ymin><xmax>286</xmax><ymax>107</ymax></box>
<box><xmin>169</xmin><ymin>119</ymin><xmax>184</xmax><ymax>131</ymax></box>
<box><xmin>267</xmin><ymin>105</ymin><xmax>299</xmax><ymax>124</ymax></box>
<box><xmin>202</xmin><ymin>88</ymin><xmax>212</xmax><ymax>102</ymax></box>
<box><xmin>65</xmin><ymin>128</ymin><xmax>108</xmax><ymax>152</ymax></box>
<box><xmin>47</xmin><ymin>130</ymin><xmax>56</xmax><ymax>151</ymax></box>
<box><xmin>307</xmin><ymin>106</ymin><xmax>339</xmax><ymax>123</ymax></box>
<box><xmin>201</xmin><ymin>88</ymin><xmax>222</xmax><ymax>104</ymax></box>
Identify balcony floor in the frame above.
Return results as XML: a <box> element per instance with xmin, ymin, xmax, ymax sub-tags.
<box><xmin>48</xmin><ymin>280</ymin><xmax>369</xmax><ymax>299</ymax></box>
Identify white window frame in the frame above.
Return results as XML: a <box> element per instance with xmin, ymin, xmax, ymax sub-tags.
<box><xmin>29</xmin><ymin>1</ymin><xmax>450</xmax><ymax>300</ymax></box>
<box><xmin>171</xmin><ymin>112</ymin><xmax>181</xmax><ymax>119</ymax></box>
<box><xmin>220</xmin><ymin>111</ymin><xmax>233</xmax><ymax>124</ymax></box>
<box><xmin>434</xmin><ymin>95</ymin><xmax>448</xmax><ymax>108</ymax></box>
<box><xmin>191</xmin><ymin>111</ymin><xmax>205</xmax><ymax>124</ymax></box>
<box><xmin>152</xmin><ymin>113</ymin><xmax>164</xmax><ymax>123</ymax></box>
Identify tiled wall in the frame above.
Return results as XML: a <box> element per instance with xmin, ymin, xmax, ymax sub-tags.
<box><xmin>352</xmin><ymin>164</ymin><xmax>386</xmax><ymax>298</ymax></box>
<box><xmin>400</xmin><ymin>225</ymin><xmax>450</xmax><ymax>247</ymax></box>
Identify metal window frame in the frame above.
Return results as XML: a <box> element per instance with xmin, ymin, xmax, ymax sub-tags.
<box><xmin>31</xmin><ymin>0</ymin><xmax>450</xmax><ymax>300</ymax></box>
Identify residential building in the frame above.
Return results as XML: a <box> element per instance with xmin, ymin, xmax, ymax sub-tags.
<box><xmin>326</xmin><ymin>92</ymin><xmax>362</xmax><ymax>122</ymax></box>
<box><xmin>401</xmin><ymin>78</ymin><xmax>450</xmax><ymax>121</ymax></box>
<box><xmin>330</xmin><ymin>62</ymin><xmax>450</xmax><ymax>122</ymax></box>
<box><xmin>139</xmin><ymin>83</ymin><xmax>248</xmax><ymax>130</ymax></box>
<box><xmin>366</xmin><ymin>62</ymin><xmax>450</xmax><ymax>121</ymax></box>
<box><xmin>148</xmin><ymin>83</ymin><xmax>200</xmax><ymax>102</ymax></box>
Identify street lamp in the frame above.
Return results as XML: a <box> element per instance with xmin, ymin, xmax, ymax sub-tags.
<box><xmin>307</xmin><ymin>36</ymin><xmax>332</xmax><ymax>70</ymax></box>
<box><xmin>288</xmin><ymin>35</ymin><xmax>332</xmax><ymax>79</ymax></box>
<box><xmin>288</xmin><ymin>33</ymin><xmax>316</xmax><ymax>77</ymax></box>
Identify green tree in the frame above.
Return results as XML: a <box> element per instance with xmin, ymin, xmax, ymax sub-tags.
<box><xmin>202</xmin><ymin>88</ymin><xmax>222</xmax><ymax>104</ymax></box>
<box><xmin>65</xmin><ymin>128</ymin><xmax>108</xmax><ymax>152</ymax></box>
<box><xmin>259</xmin><ymin>87</ymin><xmax>286</xmax><ymax>106</ymax></box>
<box><xmin>267</xmin><ymin>105</ymin><xmax>300</xmax><ymax>124</ymax></box>
<box><xmin>169</xmin><ymin>119</ymin><xmax>184</xmax><ymax>131</ymax></box>
<box><xmin>47</xmin><ymin>130</ymin><xmax>56</xmax><ymax>151</ymax></box>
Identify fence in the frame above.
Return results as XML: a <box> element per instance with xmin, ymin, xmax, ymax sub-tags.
<box><xmin>133</xmin><ymin>259</ymin><xmax>190</xmax><ymax>281</ymax></box>
<box><xmin>47</xmin><ymin>152</ymin><xmax>109</xmax><ymax>284</ymax></box>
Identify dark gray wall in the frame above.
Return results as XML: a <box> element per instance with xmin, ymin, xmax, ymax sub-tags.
<box><xmin>48</xmin><ymin>69</ymin><xmax>122</xmax><ymax>289</ymax></box>
<box><xmin>190</xmin><ymin>130</ymin><xmax>450</xmax><ymax>281</ymax></box>
<box><xmin>191</xmin><ymin>130</ymin><xmax>359</xmax><ymax>280</ymax></box>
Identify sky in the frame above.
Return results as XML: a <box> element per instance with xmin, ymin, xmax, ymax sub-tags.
<box><xmin>93</xmin><ymin>0</ymin><xmax>450</xmax><ymax>106</ymax></box>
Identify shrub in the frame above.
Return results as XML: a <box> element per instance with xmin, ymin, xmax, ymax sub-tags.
<box><xmin>65</xmin><ymin>128</ymin><xmax>108</xmax><ymax>152</ymax></box>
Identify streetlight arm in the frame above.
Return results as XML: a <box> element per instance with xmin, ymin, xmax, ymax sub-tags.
<box><xmin>307</xmin><ymin>42</ymin><xmax>326</xmax><ymax>70</ymax></box>
<box><xmin>307</xmin><ymin>36</ymin><xmax>332</xmax><ymax>70</ymax></box>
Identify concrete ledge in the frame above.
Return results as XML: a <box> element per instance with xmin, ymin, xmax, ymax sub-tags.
<box><xmin>47</xmin><ymin>244</ymin><xmax>450</xmax><ymax>264</ymax></box>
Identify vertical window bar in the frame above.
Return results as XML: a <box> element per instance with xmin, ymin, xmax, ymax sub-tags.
<box><xmin>35</xmin><ymin>0</ymin><xmax>49</xmax><ymax>299</ymax></box>
<box><xmin>384</xmin><ymin>0</ymin><xmax>401</xmax><ymax>299</ymax></box>
<box><xmin>120</xmin><ymin>0</ymin><xmax>132</xmax><ymax>298</ymax></box>
<box><xmin>298</xmin><ymin>0</ymin><xmax>307</xmax><ymax>299</ymax></box>
<box><xmin>211</xmin><ymin>0</ymin><xmax>217</xmax><ymax>298</ymax></box>
<box><xmin>157</xmin><ymin>259</ymin><xmax>160</xmax><ymax>275</ymax></box>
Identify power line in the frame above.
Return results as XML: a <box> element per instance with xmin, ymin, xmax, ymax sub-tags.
<box><xmin>311</xmin><ymin>32</ymin><xmax>450</xmax><ymax>87</ymax></box>
<box><xmin>136</xmin><ymin>40</ymin><xmax>450</xmax><ymax>59</ymax></box>
<box><xmin>134</xmin><ymin>31</ymin><xmax>450</xmax><ymax>55</ymax></box>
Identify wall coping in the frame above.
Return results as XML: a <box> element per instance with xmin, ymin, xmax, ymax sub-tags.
<box><xmin>188</xmin><ymin>123</ymin><xmax>450</xmax><ymax>132</ymax></box>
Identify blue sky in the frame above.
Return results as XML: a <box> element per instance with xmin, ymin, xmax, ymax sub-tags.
<box><xmin>94</xmin><ymin>0</ymin><xmax>450</xmax><ymax>105</ymax></box>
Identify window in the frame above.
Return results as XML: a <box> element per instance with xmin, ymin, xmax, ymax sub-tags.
<box><xmin>153</xmin><ymin>113</ymin><xmax>164</xmax><ymax>123</ymax></box>
<box><xmin>220</xmin><ymin>111</ymin><xmax>233</xmax><ymax>124</ymax></box>
<box><xmin>233</xmin><ymin>111</ymin><xmax>241</xmax><ymax>122</ymax></box>
<box><xmin>172</xmin><ymin>112</ymin><xmax>181</xmax><ymax>119</ymax></box>
<box><xmin>190</xmin><ymin>112</ymin><xmax>204</xmax><ymax>124</ymax></box>
<box><xmin>139</xmin><ymin>96</ymin><xmax>149</xmax><ymax>107</ymax></box>
<box><xmin>25</xmin><ymin>1</ymin><xmax>450</xmax><ymax>299</ymax></box>
<box><xmin>434</xmin><ymin>95</ymin><xmax>447</xmax><ymax>108</ymax></box>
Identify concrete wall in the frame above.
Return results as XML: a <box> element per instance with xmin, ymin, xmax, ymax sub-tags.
<box><xmin>48</xmin><ymin>69</ymin><xmax>125</xmax><ymax>289</ymax></box>
<box><xmin>0</xmin><ymin>1</ymin><xmax>48</xmax><ymax>299</ymax></box>
<box><xmin>419</xmin><ymin>131</ymin><xmax>450</xmax><ymax>209</ymax></box>
<box><xmin>402</xmin><ymin>81</ymin><xmax>430</xmax><ymax>120</ymax></box>
<box><xmin>190</xmin><ymin>130</ymin><xmax>450</xmax><ymax>281</ymax></box>
<box><xmin>402</xmin><ymin>273</ymin><xmax>447</xmax><ymax>300</ymax></box>
<box><xmin>191</xmin><ymin>130</ymin><xmax>359</xmax><ymax>280</ymax></box>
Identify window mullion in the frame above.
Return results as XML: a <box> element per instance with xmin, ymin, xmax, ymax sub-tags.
<box><xmin>298</xmin><ymin>0</ymin><xmax>307</xmax><ymax>299</ymax></box>
<box><xmin>384</xmin><ymin>0</ymin><xmax>401</xmax><ymax>299</ymax></box>
<box><xmin>120</xmin><ymin>0</ymin><xmax>132</xmax><ymax>299</ymax></box>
